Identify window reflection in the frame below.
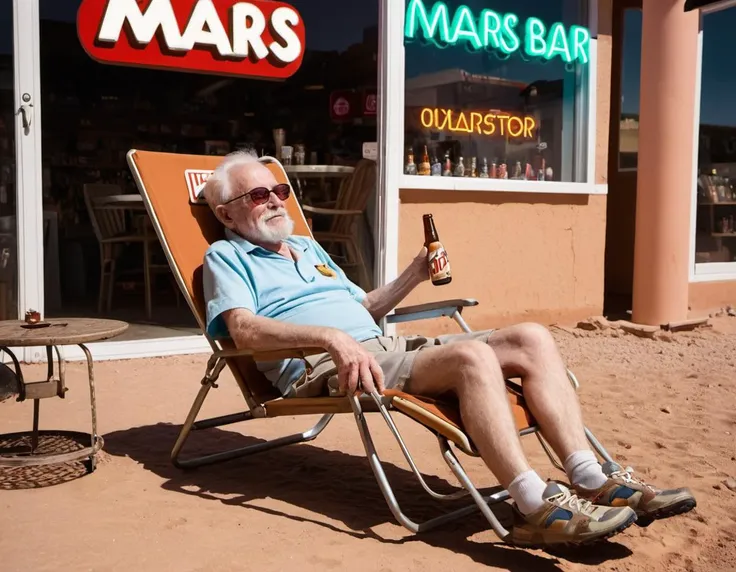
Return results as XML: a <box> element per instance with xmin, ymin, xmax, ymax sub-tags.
<box><xmin>695</xmin><ymin>6</ymin><xmax>736</xmax><ymax>265</ymax></box>
<box><xmin>403</xmin><ymin>0</ymin><xmax>589</xmax><ymax>183</ymax></box>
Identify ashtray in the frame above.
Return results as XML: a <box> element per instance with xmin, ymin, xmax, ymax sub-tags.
<box><xmin>21</xmin><ymin>322</ymin><xmax>52</xmax><ymax>329</ymax></box>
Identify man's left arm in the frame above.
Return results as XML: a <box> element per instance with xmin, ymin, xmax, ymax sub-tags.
<box><xmin>312</xmin><ymin>239</ymin><xmax>429</xmax><ymax>322</ymax></box>
<box><xmin>361</xmin><ymin>247</ymin><xmax>428</xmax><ymax>322</ymax></box>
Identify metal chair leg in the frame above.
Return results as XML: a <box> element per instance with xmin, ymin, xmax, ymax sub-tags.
<box><xmin>349</xmin><ymin>394</ymin><xmax>511</xmax><ymax>537</ymax></box>
<box><xmin>170</xmin><ymin>358</ymin><xmax>333</xmax><ymax>470</ymax></box>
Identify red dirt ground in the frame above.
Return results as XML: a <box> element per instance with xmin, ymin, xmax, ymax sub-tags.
<box><xmin>1</xmin><ymin>316</ymin><xmax>735</xmax><ymax>571</ymax></box>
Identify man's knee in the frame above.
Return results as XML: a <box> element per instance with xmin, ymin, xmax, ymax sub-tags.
<box><xmin>503</xmin><ymin>322</ymin><xmax>556</xmax><ymax>355</ymax></box>
<box><xmin>443</xmin><ymin>341</ymin><xmax>502</xmax><ymax>388</ymax></box>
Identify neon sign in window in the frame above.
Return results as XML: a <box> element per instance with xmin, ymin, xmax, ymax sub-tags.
<box><xmin>419</xmin><ymin>107</ymin><xmax>537</xmax><ymax>138</ymax></box>
<box><xmin>404</xmin><ymin>0</ymin><xmax>590</xmax><ymax>66</ymax></box>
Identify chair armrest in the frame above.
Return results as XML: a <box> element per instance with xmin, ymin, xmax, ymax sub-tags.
<box><xmin>214</xmin><ymin>346</ymin><xmax>325</xmax><ymax>361</ymax></box>
<box><xmin>302</xmin><ymin>205</ymin><xmax>363</xmax><ymax>216</ymax></box>
<box><xmin>386</xmin><ymin>299</ymin><xmax>478</xmax><ymax>324</ymax></box>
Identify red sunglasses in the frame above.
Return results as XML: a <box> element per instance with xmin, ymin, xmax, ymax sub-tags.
<box><xmin>224</xmin><ymin>183</ymin><xmax>291</xmax><ymax>206</ymax></box>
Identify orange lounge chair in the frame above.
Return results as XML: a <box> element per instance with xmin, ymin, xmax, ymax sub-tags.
<box><xmin>126</xmin><ymin>150</ymin><xmax>615</xmax><ymax>543</ymax></box>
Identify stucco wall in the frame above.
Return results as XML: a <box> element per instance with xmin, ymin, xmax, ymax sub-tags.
<box><xmin>394</xmin><ymin>3</ymin><xmax>614</xmax><ymax>336</ymax></box>
<box><xmin>395</xmin><ymin>192</ymin><xmax>607</xmax><ymax>335</ymax></box>
<box><xmin>689</xmin><ymin>281</ymin><xmax>736</xmax><ymax>315</ymax></box>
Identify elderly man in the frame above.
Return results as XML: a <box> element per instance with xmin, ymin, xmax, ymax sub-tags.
<box><xmin>201</xmin><ymin>150</ymin><xmax>695</xmax><ymax>548</ymax></box>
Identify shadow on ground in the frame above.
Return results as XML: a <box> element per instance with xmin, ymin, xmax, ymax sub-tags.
<box><xmin>104</xmin><ymin>422</ymin><xmax>633</xmax><ymax>571</ymax></box>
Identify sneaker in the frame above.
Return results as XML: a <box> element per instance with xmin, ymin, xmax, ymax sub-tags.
<box><xmin>509</xmin><ymin>481</ymin><xmax>637</xmax><ymax>547</ymax></box>
<box><xmin>574</xmin><ymin>462</ymin><xmax>697</xmax><ymax>527</ymax></box>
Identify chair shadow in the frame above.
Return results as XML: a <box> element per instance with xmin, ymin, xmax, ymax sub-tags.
<box><xmin>103</xmin><ymin>422</ymin><xmax>633</xmax><ymax>570</ymax></box>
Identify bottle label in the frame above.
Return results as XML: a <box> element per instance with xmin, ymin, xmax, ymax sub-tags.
<box><xmin>428</xmin><ymin>245</ymin><xmax>451</xmax><ymax>281</ymax></box>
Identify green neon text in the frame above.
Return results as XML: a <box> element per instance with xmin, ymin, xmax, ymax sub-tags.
<box><xmin>405</xmin><ymin>0</ymin><xmax>590</xmax><ymax>65</ymax></box>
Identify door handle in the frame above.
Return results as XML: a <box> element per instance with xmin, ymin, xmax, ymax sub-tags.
<box><xmin>18</xmin><ymin>103</ymin><xmax>33</xmax><ymax>130</ymax></box>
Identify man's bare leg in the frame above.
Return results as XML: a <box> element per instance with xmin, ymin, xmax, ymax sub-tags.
<box><xmin>404</xmin><ymin>340</ymin><xmax>529</xmax><ymax>489</ymax></box>
<box><xmin>403</xmin><ymin>338</ymin><xmax>637</xmax><ymax>545</ymax></box>
<box><xmin>485</xmin><ymin>323</ymin><xmax>697</xmax><ymax>523</ymax></box>
<box><xmin>486</xmin><ymin>323</ymin><xmax>591</xmax><ymax>462</ymax></box>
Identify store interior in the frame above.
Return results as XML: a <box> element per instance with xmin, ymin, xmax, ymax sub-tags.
<box><xmin>0</xmin><ymin>1</ymin><xmax>379</xmax><ymax>339</ymax></box>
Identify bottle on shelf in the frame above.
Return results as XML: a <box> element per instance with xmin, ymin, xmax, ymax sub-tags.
<box><xmin>404</xmin><ymin>146</ymin><xmax>417</xmax><ymax>176</ymax></box>
<box><xmin>512</xmin><ymin>161</ymin><xmax>522</xmax><ymax>179</ymax></box>
<box><xmin>442</xmin><ymin>151</ymin><xmax>453</xmax><ymax>177</ymax></box>
<box><xmin>454</xmin><ymin>156</ymin><xmax>465</xmax><ymax>177</ymax></box>
<box><xmin>479</xmin><ymin>157</ymin><xmax>489</xmax><ymax>178</ymax></box>
<box><xmin>418</xmin><ymin>145</ymin><xmax>431</xmax><ymax>176</ymax></box>
<box><xmin>470</xmin><ymin>157</ymin><xmax>478</xmax><ymax>178</ymax></box>
<box><xmin>430</xmin><ymin>153</ymin><xmax>442</xmax><ymax>176</ymax></box>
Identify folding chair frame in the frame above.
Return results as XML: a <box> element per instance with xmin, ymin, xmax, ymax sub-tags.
<box><xmin>126</xmin><ymin>149</ymin><xmax>615</xmax><ymax>545</ymax></box>
<box><xmin>168</xmin><ymin>305</ymin><xmax>614</xmax><ymax>542</ymax></box>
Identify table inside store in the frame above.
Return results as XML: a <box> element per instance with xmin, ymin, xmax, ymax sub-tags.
<box><xmin>0</xmin><ymin>318</ymin><xmax>128</xmax><ymax>477</ymax></box>
<box><xmin>284</xmin><ymin>164</ymin><xmax>354</xmax><ymax>203</ymax></box>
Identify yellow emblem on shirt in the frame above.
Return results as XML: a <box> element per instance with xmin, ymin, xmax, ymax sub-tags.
<box><xmin>315</xmin><ymin>264</ymin><xmax>337</xmax><ymax>278</ymax></box>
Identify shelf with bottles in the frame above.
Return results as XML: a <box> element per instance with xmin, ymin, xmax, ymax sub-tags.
<box><xmin>697</xmin><ymin>170</ymin><xmax>736</xmax><ymax>204</ymax></box>
<box><xmin>712</xmin><ymin>213</ymin><xmax>736</xmax><ymax>237</ymax></box>
<box><xmin>403</xmin><ymin>143</ymin><xmax>553</xmax><ymax>182</ymax></box>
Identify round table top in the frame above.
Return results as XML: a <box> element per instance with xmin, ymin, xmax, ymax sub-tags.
<box><xmin>284</xmin><ymin>165</ymin><xmax>354</xmax><ymax>177</ymax></box>
<box><xmin>0</xmin><ymin>318</ymin><xmax>129</xmax><ymax>346</ymax></box>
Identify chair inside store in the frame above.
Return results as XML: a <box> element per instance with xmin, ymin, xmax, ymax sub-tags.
<box><xmin>83</xmin><ymin>183</ymin><xmax>171</xmax><ymax>319</ymax></box>
<box><xmin>302</xmin><ymin>158</ymin><xmax>376</xmax><ymax>291</ymax></box>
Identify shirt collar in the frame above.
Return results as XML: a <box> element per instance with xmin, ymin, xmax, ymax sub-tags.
<box><xmin>225</xmin><ymin>228</ymin><xmax>308</xmax><ymax>254</ymax></box>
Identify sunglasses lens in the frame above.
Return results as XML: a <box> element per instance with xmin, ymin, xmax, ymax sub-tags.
<box><xmin>274</xmin><ymin>185</ymin><xmax>291</xmax><ymax>200</ymax></box>
<box><xmin>249</xmin><ymin>188</ymin><xmax>271</xmax><ymax>204</ymax></box>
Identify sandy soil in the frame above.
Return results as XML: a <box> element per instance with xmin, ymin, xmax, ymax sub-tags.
<box><xmin>1</xmin><ymin>316</ymin><xmax>735</xmax><ymax>572</ymax></box>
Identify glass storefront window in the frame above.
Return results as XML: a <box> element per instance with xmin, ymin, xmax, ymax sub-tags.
<box><xmin>618</xmin><ymin>8</ymin><xmax>641</xmax><ymax>171</ymax></box>
<box><xmin>403</xmin><ymin>0</ymin><xmax>590</xmax><ymax>183</ymax></box>
<box><xmin>38</xmin><ymin>0</ymin><xmax>379</xmax><ymax>338</ymax></box>
<box><xmin>694</xmin><ymin>5</ymin><xmax>736</xmax><ymax>267</ymax></box>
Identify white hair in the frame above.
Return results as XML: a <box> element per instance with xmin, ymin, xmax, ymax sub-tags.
<box><xmin>203</xmin><ymin>148</ymin><xmax>260</xmax><ymax>210</ymax></box>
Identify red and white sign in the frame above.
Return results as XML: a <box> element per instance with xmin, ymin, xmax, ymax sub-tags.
<box><xmin>77</xmin><ymin>0</ymin><xmax>306</xmax><ymax>79</ymax></box>
<box><xmin>185</xmin><ymin>169</ymin><xmax>214</xmax><ymax>203</ymax></box>
<box><xmin>332</xmin><ymin>97</ymin><xmax>350</xmax><ymax>118</ymax></box>
<box><xmin>363</xmin><ymin>91</ymin><xmax>377</xmax><ymax>116</ymax></box>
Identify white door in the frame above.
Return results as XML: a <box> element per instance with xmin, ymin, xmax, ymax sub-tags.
<box><xmin>1</xmin><ymin>0</ymin><xmax>45</xmax><ymax>362</ymax></box>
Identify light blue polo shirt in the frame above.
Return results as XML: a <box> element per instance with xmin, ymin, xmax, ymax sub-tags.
<box><xmin>203</xmin><ymin>229</ymin><xmax>382</xmax><ymax>395</ymax></box>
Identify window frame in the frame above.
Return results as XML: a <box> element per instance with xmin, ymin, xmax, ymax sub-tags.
<box><xmin>689</xmin><ymin>0</ymin><xmax>736</xmax><ymax>282</ymax></box>
<box><xmin>611</xmin><ymin>0</ymin><xmax>642</xmax><ymax>174</ymax></box>
<box><xmin>393</xmin><ymin>0</ymin><xmax>603</xmax><ymax>194</ymax></box>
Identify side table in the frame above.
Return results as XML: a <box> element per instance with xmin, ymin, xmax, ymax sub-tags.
<box><xmin>0</xmin><ymin>318</ymin><xmax>128</xmax><ymax>473</ymax></box>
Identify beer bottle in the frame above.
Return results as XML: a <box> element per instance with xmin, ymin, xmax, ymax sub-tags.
<box><xmin>404</xmin><ymin>147</ymin><xmax>417</xmax><ymax>175</ymax></box>
<box><xmin>470</xmin><ymin>157</ymin><xmax>478</xmax><ymax>178</ymax></box>
<box><xmin>442</xmin><ymin>151</ymin><xmax>453</xmax><ymax>176</ymax></box>
<box><xmin>418</xmin><ymin>145</ymin><xmax>431</xmax><ymax>176</ymax></box>
<box><xmin>422</xmin><ymin>214</ymin><xmax>452</xmax><ymax>286</ymax></box>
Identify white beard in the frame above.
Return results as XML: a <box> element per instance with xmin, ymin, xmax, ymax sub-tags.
<box><xmin>251</xmin><ymin>208</ymin><xmax>294</xmax><ymax>243</ymax></box>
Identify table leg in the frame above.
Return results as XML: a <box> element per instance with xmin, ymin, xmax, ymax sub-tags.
<box><xmin>78</xmin><ymin>343</ymin><xmax>99</xmax><ymax>472</ymax></box>
<box><xmin>31</xmin><ymin>400</ymin><xmax>39</xmax><ymax>452</ymax></box>
<box><xmin>29</xmin><ymin>346</ymin><xmax>56</xmax><ymax>452</ymax></box>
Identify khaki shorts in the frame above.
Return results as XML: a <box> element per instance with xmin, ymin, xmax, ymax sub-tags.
<box><xmin>285</xmin><ymin>329</ymin><xmax>495</xmax><ymax>398</ymax></box>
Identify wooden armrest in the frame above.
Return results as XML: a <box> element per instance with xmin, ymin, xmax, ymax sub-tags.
<box><xmin>302</xmin><ymin>205</ymin><xmax>363</xmax><ymax>216</ymax></box>
<box><xmin>214</xmin><ymin>346</ymin><xmax>325</xmax><ymax>361</ymax></box>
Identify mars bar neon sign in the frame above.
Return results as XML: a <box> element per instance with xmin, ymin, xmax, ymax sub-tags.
<box><xmin>420</xmin><ymin>107</ymin><xmax>536</xmax><ymax>138</ymax></box>
<box><xmin>405</xmin><ymin>0</ymin><xmax>590</xmax><ymax>66</ymax></box>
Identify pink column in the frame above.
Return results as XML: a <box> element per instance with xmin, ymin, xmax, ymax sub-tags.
<box><xmin>632</xmin><ymin>0</ymin><xmax>700</xmax><ymax>326</ymax></box>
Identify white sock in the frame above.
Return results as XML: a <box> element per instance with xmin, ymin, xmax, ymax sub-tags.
<box><xmin>508</xmin><ymin>470</ymin><xmax>548</xmax><ymax>516</ymax></box>
<box><xmin>564</xmin><ymin>450</ymin><xmax>608</xmax><ymax>490</ymax></box>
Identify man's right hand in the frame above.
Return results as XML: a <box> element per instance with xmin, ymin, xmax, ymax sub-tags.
<box><xmin>325</xmin><ymin>331</ymin><xmax>385</xmax><ymax>396</ymax></box>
